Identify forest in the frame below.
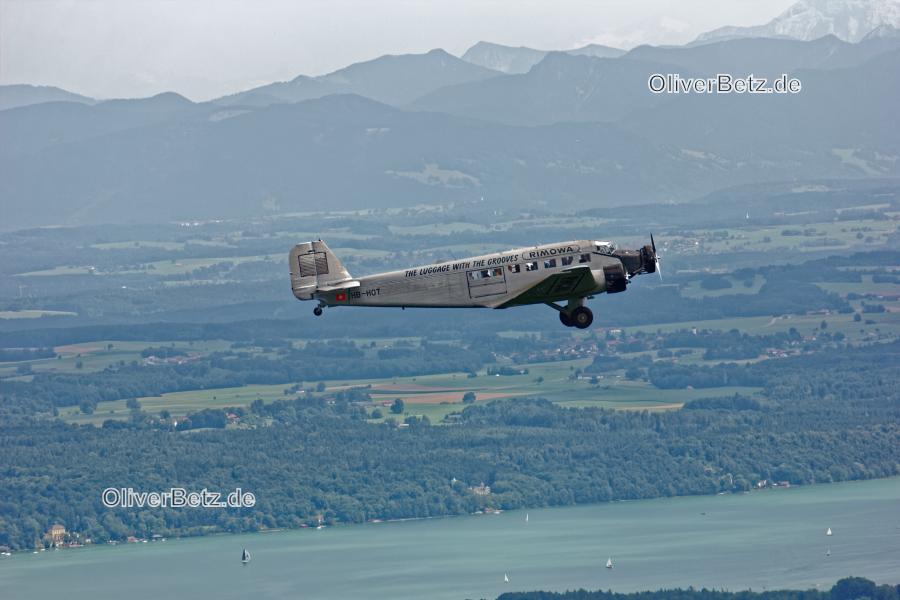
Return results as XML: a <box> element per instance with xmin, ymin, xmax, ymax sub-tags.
<box><xmin>1</xmin><ymin>341</ymin><xmax>897</xmax><ymax>550</ymax></box>
<box><xmin>494</xmin><ymin>577</ymin><xmax>899</xmax><ymax>600</ymax></box>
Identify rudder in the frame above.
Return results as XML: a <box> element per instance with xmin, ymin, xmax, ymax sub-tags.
<box><xmin>289</xmin><ymin>240</ymin><xmax>353</xmax><ymax>300</ymax></box>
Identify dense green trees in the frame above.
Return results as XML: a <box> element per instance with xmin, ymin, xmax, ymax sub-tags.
<box><xmin>1</xmin><ymin>342</ymin><xmax>898</xmax><ymax>550</ymax></box>
<box><xmin>496</xmin><ymin>577</ymin><xmax>899</xmax><ymax>600</ymax></box>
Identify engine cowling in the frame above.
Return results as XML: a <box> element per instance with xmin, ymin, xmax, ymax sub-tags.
<box><xmin>603</xmin><ymin>263</ymin><xmax>628</xmax><ymax>293</ymax></box>
<box><xmin>640</xmin><ymin>244</ymin><xmax>656</xmax><ymax>274</ymax></box>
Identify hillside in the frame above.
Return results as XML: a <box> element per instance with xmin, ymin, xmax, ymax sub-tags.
<box><xmin>215</xmin><ymin>49</ymin><xmax>501</xmax><ymax>107</ymax></box>
<box><xmin>0</xmin><ymin>84</ymin><xmax>95</xmax><ymax>111</ymax></box>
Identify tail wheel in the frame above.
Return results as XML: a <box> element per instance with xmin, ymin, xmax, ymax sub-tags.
<box><xmin>559</xmin><ymin>311</ymin><xmax>573</xmax><ymax>327</ymax></box>
<box><xmin>313</xmin><ymin>306</ymin><xmax>323</xmax><ymax>316</ymax></box>
<box><xmin>571</xmin><ymin>306</ymin><xmax>593</xmax><ymax>329</ymax></box>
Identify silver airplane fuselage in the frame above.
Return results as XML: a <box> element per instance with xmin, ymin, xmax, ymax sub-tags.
<box><xmin>289</xmin><ymin>238</ymin><xmax>658</xmax><ymax>328</ymax></box>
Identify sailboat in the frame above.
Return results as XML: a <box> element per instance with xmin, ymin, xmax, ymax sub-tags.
<box><xmin>606</xmin><ymin>557</ymin><xmax>613</xmax><ymax>569</ymax></box>
<box><xmin>525</xmin><ymin>513</ymin><xmax>529</xmax><ymax>523</ymax></box>
<box><xmin>826</xmin><ymin>527</ymin><xmax>833</xmax><ymax>536</ymax></box>
<box><xmin>241</xmin><ymin>548</ymin><xmax>251</xmax><ymax>564</ymax></box>
<box><xmin>504</xmin><ymin>573</ymin><xmax>509</xmax><ymax>583</ymax></box>
<box><xmin>826</xmin><ymin>548</ymin><xmax>831</xmax><ymax>557</ymax></box>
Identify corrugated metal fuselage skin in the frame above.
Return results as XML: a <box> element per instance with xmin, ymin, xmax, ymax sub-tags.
<box><xmin>313</xmin><ymin>240</ymin><xmax>622</xmax><ymax>309</ymax></box>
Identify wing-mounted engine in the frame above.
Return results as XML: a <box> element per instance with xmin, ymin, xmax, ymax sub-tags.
<box><xmin>602</xmin><ymin>263</ymin><xmax>628</xmax><ymax>293</ymax></box>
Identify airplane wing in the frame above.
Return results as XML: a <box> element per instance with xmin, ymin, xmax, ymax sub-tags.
<box><xmin>498</xmin><ymin>266</ymin><xmax>598</xmax><ymax>308</ymax></box>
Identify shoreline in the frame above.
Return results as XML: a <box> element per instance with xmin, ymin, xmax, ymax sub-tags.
<box><xmin>6</xmin><ymin>474</ymin><xmax>898</xmax><ymax>558</ymax></box>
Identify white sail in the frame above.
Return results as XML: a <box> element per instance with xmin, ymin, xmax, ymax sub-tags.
<box><xmin>525</xmin><ymin>513</ymin><xmax>529</xmax><ymax>523</ymax></box>
<box><xmin>826</xmin><ymin>527</ymin><xmax>833</xmax><ymax>536</ymax></box>
<box><xmin>504</xmin><ymin>573</ymin><xmax>509</xmax><ymax>583</ymax></box>
<box><xmin>241</xmin><ymin>548</ymin><xmax>251</xmax><ymax>563</ymax></box>
<box><xmin>606</xmin><ymin>557</ymin><xmax>613</xmax><ymax>569</ymax></box>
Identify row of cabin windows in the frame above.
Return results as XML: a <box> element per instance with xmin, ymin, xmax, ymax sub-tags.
<box><xmin>470</xmin><ymin>253</ymin><xmax>591</xmax><ymax>279</ymax></box>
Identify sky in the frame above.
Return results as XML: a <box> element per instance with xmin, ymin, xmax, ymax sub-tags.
<box><xmin>0</xmin><ymin>0</ymin><xmax>797</xmax><ymax>101</ymax></box>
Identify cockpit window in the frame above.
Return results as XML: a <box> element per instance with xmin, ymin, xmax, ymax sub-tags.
<box><xmin>594</xmin><ymin>241</ymin><xmax>617</xmax><ymax>255</ymax></box>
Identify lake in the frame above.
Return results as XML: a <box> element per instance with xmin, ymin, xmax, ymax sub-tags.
<box><xmin>2</xmin><ymin>477</ymin><xmax>899</xmax><ymax>599</ymax></box>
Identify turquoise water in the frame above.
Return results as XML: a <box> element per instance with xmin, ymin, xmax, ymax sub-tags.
<box><xmin>2</xmin><ymin>478</ymin><xmax>899</xmax><ymax>599</ymax></box>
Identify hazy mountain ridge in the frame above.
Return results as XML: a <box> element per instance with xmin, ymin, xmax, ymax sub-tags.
<box><xmin>694</xmin><ymin>0</ymin><xmax>900</xmax><ymax>44</ymax></box>
<box><xmin>215</xmin><ymin>49</ymin><xmax>501</xmax><ymax>108</ymax></box>
<box><xmin>2</xmin><ymin>26</ymin><xmax>899</xmax><ymax>230</ymax></box>
<box><xmin>412</xmin><ymin>33</ymin><xmax>900</xmax><ymax>126</ymax></box>
<box><xmin>460</xmin><ymin>41</ymin><xmax>625</xmax><ymax>74</ymax></box>
<box><xmin>0</xmin><ymin>84</ymin><xmax>95</xmax><ymax>111</ymax></box>
<box><xmin>411</xmin><ymin>53</ymin><xmax>682</xmax><ymax>125</ymax></box>
<box><xmin>0</xmin><ymin>92</ymin><xmax>206</xmax><ymax>157</ymax></box>
<box><xmin>627</xmin><ymin>32</ymin><xmax>900</xmax><ymax>77</ymax></box>
<box><xmin>0</xmin><ymin>93</ymin><xmax>722</xmax><ymax>229</ymax></box>
<box><xmin>619</xmin><ymin>48</ymin><xmax>900</xmax><ymax>175</ymax></box>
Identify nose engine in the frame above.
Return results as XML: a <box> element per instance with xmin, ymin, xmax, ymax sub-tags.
<box><xmin>640</xmin><ymin>244</ymin><xmax>657</xmax><ymax>274</ymax></box>
<box><xmin>611</xmin><ymin>237</ymin><xmax>659</xmax><ymax>279</ymax></box>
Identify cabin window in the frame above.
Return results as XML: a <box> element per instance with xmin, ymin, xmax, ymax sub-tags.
<box><xmin>468</xmin><ymin>271</ymin><xmax>481</xmax><ymax>281</ymax></box>
<box><xmin>544</xmin><ymin>259</ymin><xmax>557</xmax><ymax>269</ymax></box>
<box><xmin>561</xmin><ymin>256</ymin><xmax>574</xmax><ymax>266</ymax></box>
<box><xmin>480</xmin><ymin>269</ymin><xmax>492</xmax><ymax>278</ymax></box>
<box><xmin>525</xmin><ymin>261</ymin><xmax>538</xmax><ymax>271</ymax></box>
<box><xmin>492</xmin><ymin>267</ymin><xmax>503</xmax><ymax>277</ymax></box>
<box><xmin>508</xmin><ymin>264</ymin><xmax>521</xmax><ymax>273</ymax></box>
<box><xmin>579</xmin><ymin>253</ymin><xmax>591</xmax><ymax>263</ymax></box>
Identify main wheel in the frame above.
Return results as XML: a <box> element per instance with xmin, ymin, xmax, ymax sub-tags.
<box><xmin>313</xmin><ymin>306</ymin><xmax>323</xmax><ymax>316</ymax></box>
<box><xmin>559</xmin><ymin>311</ymin><xmax>573</xmax><ymax>327</ymax></box>
<box><xmin>571</xmin><ymin>306</ymin><xmax>593</xmax><ymax>329</ymax></box>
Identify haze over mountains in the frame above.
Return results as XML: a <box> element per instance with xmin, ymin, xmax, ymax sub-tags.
<box><xmin>1</xmin><ymin>0</ymin><xmax>899</xmax><ymax>230</ymax></box>
<box><xmin>216</xmin><ymin>49</ymin><xmax>500</xmax><ymax>108</ymax></box>
<box><xmin>460</xmin><ymin>41</ymin><xmax>625</xmax><ymax>74</ymax></box>
<box><xmin>0</xmin><ymin>84</ymin><xmax>95</xmax><ymax>112</ymax></box>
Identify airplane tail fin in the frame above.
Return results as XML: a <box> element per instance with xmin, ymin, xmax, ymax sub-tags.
<box><xmin>289</xmin><ymin>240</ymin><xmax>353</xmax><ymax>300</ymax></box>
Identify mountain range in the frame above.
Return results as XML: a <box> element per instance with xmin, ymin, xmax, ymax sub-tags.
<box><xmin>460</xmin><ymin>41</ymin><xmax>625</xmax><ymax>74</ymax></box>
<box><xmin>0</xmin><ymin>84</ymin><xmax>95</xmax><ymax>112</ymax></box>
<box><xmin>1</xmin><ymin>0</ymin><xmax>899</xmax><ymax>230</ymax></box>
<box><xmin>214</xmin><ymin>49</ymin><xmax>501</xmax><ymax>108</ymax></box>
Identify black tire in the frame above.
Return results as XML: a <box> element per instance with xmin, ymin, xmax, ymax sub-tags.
<box><xmin>571</xmin><ymin>306</ymin><xmax>593</xmax><ymax>329</ymax></box>
<box><xmin>559</xmin><ymin>311</ymin><xmax>573</xmax><ymax>327</ymax></box>
<box><xmin>313</xmin><ymin>306</ymin><xmax>323</xmax><ymax>316</ymax></box>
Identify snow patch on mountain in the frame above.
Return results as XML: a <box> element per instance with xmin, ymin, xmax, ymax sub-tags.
<box><xmin>694</xmin><ymin>0</ymin><xmax>900</xmax><ymax>44</ymax></box>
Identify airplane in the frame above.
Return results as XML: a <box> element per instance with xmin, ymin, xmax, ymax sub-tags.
<box><xmin>289</xmin><ymin>237</ymin><xmax>660</xmax><ymax>328</ymax></box>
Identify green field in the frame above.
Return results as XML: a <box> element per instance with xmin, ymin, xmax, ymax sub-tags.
<box><xmin>0</xmin><ymin>339</ymin><xmax>233</xmax><ymax>379</ymax></box>
<box><xmin>56</xmin><ymin>352</ymin><xmax>762</xmax><ymax>426</ymax></box>
<box><xmin>59</xmin><ymin>383</ymin><xmax>295</xmax><ymax>426</ymax></box>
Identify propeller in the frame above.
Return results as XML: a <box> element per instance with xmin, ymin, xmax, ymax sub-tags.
<box><xmin>651</xmin><ymin>234</ymin><xmax>662</xmax><ymax>280</ymax></box>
